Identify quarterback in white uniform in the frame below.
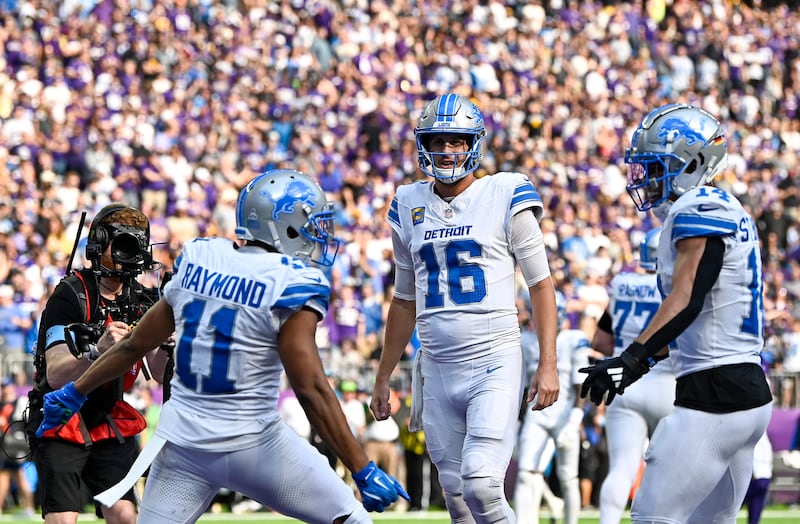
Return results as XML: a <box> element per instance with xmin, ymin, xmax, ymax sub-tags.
<box><xmin>515</xmin><ymin>294</ymin><xmax>591</xmax><ymax>524</ymax></box>
<box><xmin>371</xmin><ymin>93</ymin><xmax>559</xmax><ymax>523</ymax></box>
<box><xmin>580</xmin><ymin>104</ymin><xmax>772</xmax><ymax>523</ymax></box>
<box><xmin>36</xmin><ymin>170</ymin><xmax>408</xmax><ymax>523</ymax></box>
<box><xmin>593</xmin><ymin>227</ymin><xmax>675</xmax><ymax>524</ymax></box>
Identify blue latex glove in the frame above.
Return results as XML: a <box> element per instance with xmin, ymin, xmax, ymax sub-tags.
<box><xmin>352</xmin><ymin>460</ymin><xmax>410</xmax><ymax>512</ymax></box>
<box><xmin>35</xmin><ymin>382</ymin><xmax>88</xmax><ymax>438</ymax></box>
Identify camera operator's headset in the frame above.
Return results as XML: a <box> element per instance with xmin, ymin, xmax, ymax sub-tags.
<box><xmin>85</xmin><ymin>204</ymin><xmax>151</xmax><ymax>264</ymax></box>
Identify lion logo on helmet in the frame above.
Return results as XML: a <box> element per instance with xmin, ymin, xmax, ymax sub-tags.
<box><xmin>268</xmin><ymin>180</ymin><xmax>318</xmax><ymax>220</ymax></box>
<box><xmin>657</xmin><ymin>118</ymin><xmax>706</xmax><ymax>147</ymax></box>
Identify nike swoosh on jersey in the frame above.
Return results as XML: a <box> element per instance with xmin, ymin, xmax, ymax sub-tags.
<box><xmin>487</xmin><ymin>365</ymin><xmax>503</xmax><ymax>373</ymax></box>
<box><xmin>304</xmin><ymin>276</ymin><xmax>322</xmax><ymax>283</ymax></box>
<box><xmin>696</xmin><ymin>204</ymin><xmax>717</xmax><ymax>212</ymax></box>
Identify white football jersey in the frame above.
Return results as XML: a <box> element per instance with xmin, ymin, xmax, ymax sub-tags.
<box><xmin>607</xmin><ymin>271</ymin><xmax>674</xmax><ymax>376</ymax></box>
<box><xmin>557</xmin><ymin>329</ymin><xmax>591</xmax><ymax>403</ymax></box>
<box><xmin>387</xmin><ymin>172</ymin><xmax>544</xmax><ymax>362</ymax></box>
<box><xmin>521</xmin><ymin>326</ymin><xmax>540</xmax><ymax>382</ymax></box>
<box><xmin>528</xmin><ymin>328</ymin><xmax>590</xmax><ymax>426</ymax></box>
<box><xmin>159</xmin><ymin>237</ymin><xmax>330</xmax><ymax>451</ymax></box>
<box><xmin>659</xmin><ymin>186</ymin><xmax>763</xmax><ymax>378</ymax></box>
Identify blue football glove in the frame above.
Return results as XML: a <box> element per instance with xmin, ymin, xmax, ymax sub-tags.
<box><xmin>352</xmin><ymin>460</ymin><xmax>410</xmax><ymax>512</ymax></box>
<box><xmin>35</xmin><ymin>382</ymin><xmax>88</xmax><ymax>438</ymax></box>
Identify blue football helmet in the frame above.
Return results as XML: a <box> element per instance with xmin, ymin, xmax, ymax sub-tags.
<box><xmin>415</xmin><ymin>93</ymin><xmax>486</xmax><ymax>183</ymax></box>
<box><xmin>639</xmin><ymin>227</ymin><xmax>662</xmax><ymax>272</ymax></box>
<box><xmin>235</xmin><ymin>169</ymin><xmax>340</xmax><ymax>266</ymax></box>
<box><xmin>625</xmin><ymin>104</ymin><xmax>727</xmax><ymax>219</ymax></box>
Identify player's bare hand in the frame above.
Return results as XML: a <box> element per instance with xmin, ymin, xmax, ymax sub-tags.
<box><xmin>97</xmin><ymin>321</ymin><xmax>130</xmax><ymax>353</ymax></box>
<box><xmin>369</xmin><ymin>380</ymin><xmax>391</xmax><ymax>420</ymax></box>
<box><xmin>527</xmin><ymin>365</ymin><xmax>559</xmax><ymax>410</ymax></box>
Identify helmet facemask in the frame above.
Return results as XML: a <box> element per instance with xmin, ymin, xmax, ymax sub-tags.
<box><xmin>415</xmin><ymin>94</ymin><xmax>486</xmax><ymax>184</ymax></box>
<box><xmin>625</xmin><ymin>104</ymin><xmax>728</xmax><ymax>217</ymax></box>
<box><xmin>235</xmin><ymin>169</ymin><xmax>341</xmax><ymax>266</ymax></box>
<box><xmin>625</xmin><ymin>151</ymin><xmax>689</xmax><ymax>213</ymax></box>
<box><xmin>299</xmin><ymin>201</ymin><xmax>339</xmax><ymax>266</ymax></box>
<box><xmin>417</xmin><ymin>132</ymin><xmax>484</xmax><ymax>183</ymax></box>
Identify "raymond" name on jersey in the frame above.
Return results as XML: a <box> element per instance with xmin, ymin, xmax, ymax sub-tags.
<box><xmin>180</xmin><ymin>263</ymin><xmax>267</xmax><ymax>307</ymax></box>
<box><xmin>615</xmin><ymin>283</ymin><xmax>659</xmax><ymax>299</ymax></box>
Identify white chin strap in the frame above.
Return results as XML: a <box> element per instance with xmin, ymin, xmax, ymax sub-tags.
<box><xmin>653</xmin><ymin>200</ymin><xmax>672</xmax><ymax>221</ymax></box>
<box><xmin>433</xmin><ymin>165</ymin><xmax>468</xmax><ymax>184</ymax></box>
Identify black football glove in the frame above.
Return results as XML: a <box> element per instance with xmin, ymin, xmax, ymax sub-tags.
<box><xmin>579</xmin><ymin>342</ymin><xmax>667</xmax><ymax>406</ymax></box>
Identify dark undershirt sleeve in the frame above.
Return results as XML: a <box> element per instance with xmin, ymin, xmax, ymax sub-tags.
<box><xmin>596</xmin><ymin>310</ymin><xmax>612</xmax><ymax>335</ymax></box>
<box><xmin>640</xmin><ymin>236</ymin><xmax>725</xmax><ymax>354</ymax></box>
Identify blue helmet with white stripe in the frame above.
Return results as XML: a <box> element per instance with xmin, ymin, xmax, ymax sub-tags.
<box><xmin>415</xmin><ymin>93</ymin><xmax>486</xmax><ymax>184</ymax></box>
<box><xmin>625</xmin><ymin>104</ymin><xmax>727</xmax><ymax>219</ymax></box>
<box><xmin>235</xmin><ymin>169</ymin><xmax>340</xmax><ymax>266</ymax></box>
<box><xmin>639</xmin><ymin>227</ymin><xmax>661</xmax><ymax>272</ymax></box>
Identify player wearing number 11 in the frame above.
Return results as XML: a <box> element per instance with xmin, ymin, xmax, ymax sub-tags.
<box><xmin>370</xmin><ymin>93</ymin><xmax>559</xmax><ymax>523</ymax></box>
<box><xmin>36</xmin><ymin>169</ymin><xmax>408</xmax><ymax>523</ymax></box>
<box><xmin>580</xmin><ymin>104</ymin><xmax>772</xmax><ymax>523</ymax></box>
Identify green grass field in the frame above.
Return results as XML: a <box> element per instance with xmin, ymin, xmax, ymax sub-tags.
<box><xmin>2</xmin><ymin>506</ymin><xmax>797</xmax><ymax>522</ymax></box>
<box><xmin>190</xmin><ymin>508</ymin><xmax>800</xmax><ymax>523</ymax></box>
<box><xmin>192</xmin><ymin>508</ymin><xmax>800</xmax><ymax>523</ymax></box>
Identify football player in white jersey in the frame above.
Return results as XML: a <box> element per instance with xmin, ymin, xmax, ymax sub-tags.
<box><xmin>370</xmin><ymin>93</ymin><xmax>560</xmax><ymax>523</ymax></box>
<box><xmin>592</xmin><ymin>227</ymin><xmax>675</xmax><ymax>524</ymax></box>
<box><xmin>514</xmin><ymin>293</ymin><xmax>591</xmax><ymax>524</ymax></box>
<box><xmin>515</xmin><ymin>297</ymin><xmax>565</xmax><ymax>523</ymax></box>
<box><xmin>36</xmin><ymin>169</ymin><xmax>409</xmax><ymax>523</ymax></box>
<box><xmin>580</xmin><ymin>104</ymin><xmax>772</xmax><ymax>523</ymax></box>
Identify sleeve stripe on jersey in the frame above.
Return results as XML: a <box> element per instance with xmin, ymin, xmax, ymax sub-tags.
<box><xmin>672</xmin><ymin>213</ymin><xmax>736</xmax><ymax>240</ymax></box>
<box><xmin>387</xmin><ymin>198</ymin><xmax>400</xmax><ymax>228</ymax></box>
<box><xmin>173</xmin><ymin>252</ymin><xmax>183</xmax><ymax>273</ymax></box>
<box><xmin>274</xmin><ymin>283</ymin><xmax>330</xmax><ymax>310</ymax></box>
<box><xmin>510</xmin><ymin>184</ymin><xmax>542</xmax><ymax>209</ymax></box>
<box><xmin>305</xmin><ymin>297</ymin><xmax>328</xmax><ymax>315</ymax></box>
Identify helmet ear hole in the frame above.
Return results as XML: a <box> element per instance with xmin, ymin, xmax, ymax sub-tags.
<box><xmin>286</xmin><ymin>227</ymin><xmax>299</xmax><ymax>239</ymax></box>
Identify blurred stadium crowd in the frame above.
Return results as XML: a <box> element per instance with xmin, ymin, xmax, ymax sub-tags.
<box><xmin>0</xmin><ymin>0</ymin><xmax>800</xmax><ymax>396</ymax></box>
<box><xmin>0</xmin><ymin>0</ymin><xmax>800</xmax><ymax>513</ymax></box>
<box><xmin>2</xmin><ymin>0</ymin><xmax>800</xmax><ymax>381</ymax></box>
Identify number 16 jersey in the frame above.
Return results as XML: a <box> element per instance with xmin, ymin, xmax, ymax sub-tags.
<box><xmin>388</xmin><ymin>172</ymin><xmax>543</xmax><ymax>363</ymax></box>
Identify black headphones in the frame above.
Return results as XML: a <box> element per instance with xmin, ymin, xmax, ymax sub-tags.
<box><xmin>85</xmin><ymin>204</ymin><xmax>149</xmax><ymax>262</ymax></box>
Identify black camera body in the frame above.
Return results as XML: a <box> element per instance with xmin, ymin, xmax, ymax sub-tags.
<box><xmin>85</xmin><ymin>205</ymin><xmax>153</xmax><ymax>277</ymax></box>
<box><xmin>64</xmin><ymin>322</ymin><xmax>105</xmax><ymax>359</ymax></box>
<box><xmin>63</xmin><ymin>272</ymin><xmax>171</xmax><ymax>359</ymax></box>
<box><xmin>109</xmin><ymin>226</ymin><xmax>151</xmax><ymax>269</ymax></box>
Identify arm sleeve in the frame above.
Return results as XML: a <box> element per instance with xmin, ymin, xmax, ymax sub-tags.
<box><xmin>596</xmin><ymin>310</ymin><xmax>613</xmax><ymax>335</ymax></box>
<box><xmin>391</xmin><ymin>229</ymin><xmax>416</xmax><ymax>301</ymax></box>
<box><xmin>639</xmin><ymin>236</ymin><xmax>725</xmax><ymax>353</ymax></box>
<box><xmin>509</xmin><ymin>209</ymin><xmax>551</xmax><ymax>287</ymax></box>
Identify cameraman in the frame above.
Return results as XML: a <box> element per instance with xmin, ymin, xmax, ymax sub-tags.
<box><xmin>28</xmin><ymin>204</ymin><xmax>170</xmax><ymax>524</ymax></box>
